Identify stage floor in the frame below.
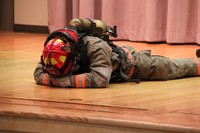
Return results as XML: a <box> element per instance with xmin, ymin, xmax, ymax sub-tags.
<box><xmin>0</xmin><ymin>31</ymin><xmax>200</xmax><ymax>133</ymax></box>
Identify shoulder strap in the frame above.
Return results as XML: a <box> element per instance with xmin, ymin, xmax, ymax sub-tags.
<box><xmin>72</xmin><ymin>35</ymin><xmax>90</xmax><ymax>74</ymax></box>
<box><xmin>101</xmin><ymin>36</ymin><xmax>140</xmax><ymax>83</ymax></box>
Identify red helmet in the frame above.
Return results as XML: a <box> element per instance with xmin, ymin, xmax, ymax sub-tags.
<box><xmin>43</xmin><ymin>38</ymin><xmax>73</xmax><ymax>77</ymax></box>
<box><xmin>42</xmin><ymin>27</ymin><xmax>78</xmax><ymax>77</ymax></box>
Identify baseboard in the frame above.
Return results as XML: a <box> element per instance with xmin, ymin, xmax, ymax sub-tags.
<box><xmin>14</xmin><ymin>24</ymin><xmax>49</xmax><ymax>33</ymax></box>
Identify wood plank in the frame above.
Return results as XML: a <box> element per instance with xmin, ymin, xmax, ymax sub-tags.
<box><xmin>0</xmin><ymin>98</ymin><xmax>199</xmax><ymax>133</ymax></box>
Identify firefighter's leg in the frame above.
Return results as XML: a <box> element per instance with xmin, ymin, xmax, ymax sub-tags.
<box><xmin>133</xmin><ymin>50</ymin><xmax>200</xmax><ymax>80</ymax></box>
<box><xmin>167</xmin><ymin>58</ymin><xmax>199</xmax><ymax>79</ymax></box>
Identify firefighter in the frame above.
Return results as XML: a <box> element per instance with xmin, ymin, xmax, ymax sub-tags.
<box><xmin>34</xmin><ymin>18</ymin><xmax>200</xmax><ymax>88</ymax></box>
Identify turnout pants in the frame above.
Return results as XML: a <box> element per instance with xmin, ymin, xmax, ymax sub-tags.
<box><xmin>133</xmin><ymin>50</ymin><xmax>200</xmax><ymax>80</ymax></box>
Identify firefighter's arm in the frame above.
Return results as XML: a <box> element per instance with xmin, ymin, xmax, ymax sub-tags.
<box><xmin>33</xmin><ymin>62</ymin><xmax>72</xmax><ymax>87</ymax></box>
<box><xmin>33</xmin><ymin>62</ymin><xmax>52</xmax><ymax>86</ymax></box>
<box><xmin>50</xmin><ymin>37</ymin><xmax>112</xmax><ymax>88</ymax></box>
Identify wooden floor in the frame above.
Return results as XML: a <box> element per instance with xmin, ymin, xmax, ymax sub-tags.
<box><xmin>0</xmin><ymin>31</ymin><xmax>200</xmax><ymax>133</ymax></box>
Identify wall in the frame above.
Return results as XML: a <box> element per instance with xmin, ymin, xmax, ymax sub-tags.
<box><xmin>0</xmin><ymin>0</ymin><xmax>14</xmax><ymax>31</ymax></box>
<box><xmin>14</xmin><ymin>0</ymin><xmax>48</xmax><ymax>26</ymax></box>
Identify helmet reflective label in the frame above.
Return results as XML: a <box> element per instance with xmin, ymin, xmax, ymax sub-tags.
<box><xmin>50</xmin><ymin>58</ymin><xmax>58</xmax><ymax>65</ymax></box>
<box><xmin>56</xmin><ymin>39</ymin><xmax>63</xmax><ymax>43</ymax></box>
<box><xmin>59</xmin><ymin>56</ymin><xmax>66</xmax><ymax>63</ymax></box>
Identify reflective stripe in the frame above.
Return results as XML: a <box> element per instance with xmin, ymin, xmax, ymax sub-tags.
<box><xmin>75</xmin><ymin>75</ymin><xmax>79</xmax><ymax>88</ymax></box>
<box><xmin>42</xmin><ymin>75</ymin><xmax>46</xmax><ymax>84</ymax></box>
<box><xmin>193</xmin><ymin>59</ymin><xmax>200</xmax><ymax>76</ymax></box>
<box><xmin>45</xmin><ymin>74</ymin><xmax>49</xmax><ymax>85</ymax></box>
<box><xmin>128</xmin><ymin>67</ymin><xmax>135</xmax><ymax>78</ymax></box>
<box><xmin>42</xmin><ymin>74</ymin><xmax>49</xmax><ymax>85</ymax></box>
<box><xmin>82</xmin><ymin>74</ymin><xmax>86</xmax><ymax>88</ymax></box>
<box><xmin>75</xmin><ymin>74</ymin><xmax>86</xmax><ymax>88</ymax></box>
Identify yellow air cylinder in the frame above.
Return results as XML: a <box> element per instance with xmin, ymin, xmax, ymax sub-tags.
<box><xmin>68</xmin><ymin>18</ymin><xmax>108</xmax><ymax>36</ymax></box>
